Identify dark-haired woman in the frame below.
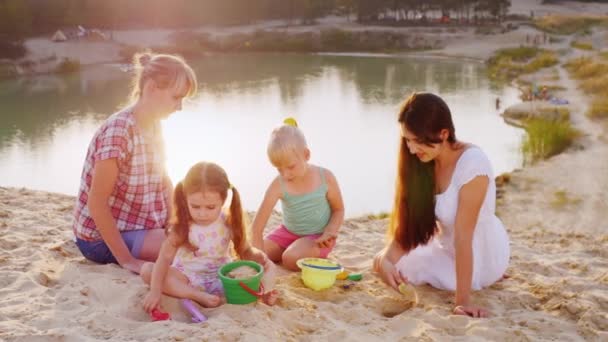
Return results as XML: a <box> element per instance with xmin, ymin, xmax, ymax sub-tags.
<box><xmin>374</xmin><ymin>92</ymin><xmax>510</xmax><ymax>318</ymax></box>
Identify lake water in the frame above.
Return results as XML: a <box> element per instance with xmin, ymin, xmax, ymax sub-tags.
<box><xmin>0</xmin><ymin>53</ymin><xmax>523</xmax><ymax>217</ymax></box>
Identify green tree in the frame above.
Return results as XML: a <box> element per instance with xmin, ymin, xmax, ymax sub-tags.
<box><xmin>0</xmin><ymin>0</ymin><xmax>33</xmax><ymax>37</ymax></box>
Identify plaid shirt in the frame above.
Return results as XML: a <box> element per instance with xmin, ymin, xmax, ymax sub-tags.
<box><xmin>73</xmin><ymin>109</ymin><xmax>171</xmax><ymax>241</ymax></box>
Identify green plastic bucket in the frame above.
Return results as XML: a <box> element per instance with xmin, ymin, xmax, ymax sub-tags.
<box><xmin>218</xmin><ymin>260</ymin><xmax>264</xmax><ymax>304</ymax></box>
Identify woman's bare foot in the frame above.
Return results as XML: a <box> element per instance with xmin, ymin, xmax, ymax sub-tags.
<box><xmin>261</xmin><ymin>289</ymin><xmax>279</xmax><ymax>306</ymax></box>
<box><xmin>194</xmin><ymin>292</ymin><xmax>222</xmax><ymax>308</ymax></box>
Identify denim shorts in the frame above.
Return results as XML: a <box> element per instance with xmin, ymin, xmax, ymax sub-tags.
<box><xmin>75</xmin><ymin>230</ymin><xmax>146</xmax><ymax>264</ymax></box>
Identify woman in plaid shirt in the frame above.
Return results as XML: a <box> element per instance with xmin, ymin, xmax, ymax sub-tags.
<box><xmin>73</xmin><ymin>52</ymin><xmax>197</xmax><ymax>274</ymax></box>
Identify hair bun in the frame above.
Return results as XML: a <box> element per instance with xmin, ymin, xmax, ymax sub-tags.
<box><xmin>283</xmin><ymin>117</ymin><xmax>298</xmax><ymax>127</ymax></box>
<box><xmin>138</xmin><ymin>53</ymin><xmax>152</xmax><ymax>67</ymax></box>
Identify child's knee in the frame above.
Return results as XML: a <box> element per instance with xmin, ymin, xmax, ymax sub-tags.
<box><xmin>263</xmin><ymin>240</ymin><xmax>284</xmax><ymax>262</ymax></box>
<box><xmin>281</xmin><ymin>252</ymin><xmax>300</xmax><ymax>271</ymax></box>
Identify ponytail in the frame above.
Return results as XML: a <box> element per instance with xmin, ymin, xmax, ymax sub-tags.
<box><xmin>226</xmin><ymin>186</ymin><xmax>247</xmax><ymax>258</ymax></box>
<box><xmin>171</xmin><ymin>181</ymin><xmax>196</xmax><ymax>251</ymax></box>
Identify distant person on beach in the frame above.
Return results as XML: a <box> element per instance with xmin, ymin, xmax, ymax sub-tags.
<box><xmin>250</xmin><ymin>118</ymin><xmax>345</xmax><ymax>271</ymax></box>
<box><xmin>141</xmin><ymin>162</ymin><xmax>278</xmax><ymax>311</ymax></box>
<box><xmin>374</xmin><ymin>92</ymin><xmax>510</xmax><ymax>318</ymax></box>
<box><xmin>72</xmin><ymin>52</ymin><xmax>197</xmax><ymax>274</ymax></box>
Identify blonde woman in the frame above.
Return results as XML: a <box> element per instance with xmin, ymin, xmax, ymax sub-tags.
<box><xmin>73</xmin><ymin>53</ymin><xmax>197</xmax><ymax>274</ymax></box>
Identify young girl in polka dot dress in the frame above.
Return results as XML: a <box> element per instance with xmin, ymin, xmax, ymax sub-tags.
<box><xmin>141</xmin><ymin>162</ymin><xmax>278</xmax><ymax>312</ymax></box>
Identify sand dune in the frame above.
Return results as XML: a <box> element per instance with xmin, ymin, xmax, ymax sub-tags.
<box><xmin>3</xmin><ymin>0</ymin><xmax>608</xmax><ymax>340</ymax></box>
<box><xmin>1</xmin><ymin>181</ymin><xmax>606</xmax><ymax>341</ymax></box>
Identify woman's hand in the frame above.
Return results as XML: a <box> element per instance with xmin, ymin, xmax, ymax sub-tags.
<box><xmin>142</xmin><ymin>290</ymin><xmax>162</xmax><ymax>313</ymax></box>
<box><xmin>453</xmin><ymin>305</ymin><xmax>490</xmax><ymax>318</ymax></box>
<box><xmin>314</xmin><ymin>231</ymin><xmax>337</xmax><ymax>248</ymax></box>
<box><xmin>374</xmin><ymin>253</ymin><xmax>406</xmax><ymax>291</ymax></box>
<box><xmin>120</xmin><ymin>258</ymin><xmax>145</xmax><ymax>274</ymax></box>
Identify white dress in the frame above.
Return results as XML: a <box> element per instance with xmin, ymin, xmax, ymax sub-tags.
<box><xmin>395</xmin><ymin>147</ymin><xmax>510</xmax><ymax>291</ymax></box>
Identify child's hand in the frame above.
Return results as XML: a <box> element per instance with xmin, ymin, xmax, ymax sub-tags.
<box><xmin>314</xmin><ymin>232</ymin><xmax>337</xmax><ymax>248</ymax></box>
<box><xmin>142</xmin><ymin>290</ymin><xmax>162</xmax><ymax>313</ymax></box>
<box><xmin>262</xmin><ymin>289</ymin><xmax>279</xmax><ymax>306</ymax></box>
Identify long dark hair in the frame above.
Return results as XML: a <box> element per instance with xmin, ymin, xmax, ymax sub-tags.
<box><xmin>389</xmin><ymin>92</ymin><xmax>457</xmax><ymax>252</ymax></box>
<box><xmin>170</xmin><ymin>162</ymin><xmax>247</xmax><ymax>258</ymax></box>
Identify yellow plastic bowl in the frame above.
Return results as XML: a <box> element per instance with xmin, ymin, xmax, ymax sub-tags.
<box><xmin>296</xmin><ymin>258</ymin><xmax>343</xmax><ymax>291</ymax></box>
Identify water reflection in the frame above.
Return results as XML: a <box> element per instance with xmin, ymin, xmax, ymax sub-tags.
<box><xmin>0</xmin><ymin>53</ymin><xmax>523</xmax><ymax>216</ymax></box>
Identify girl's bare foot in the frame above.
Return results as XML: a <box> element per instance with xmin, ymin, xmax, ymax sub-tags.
<box><xmin>195</xmin><ymin>292</ymin><xmax>222</xmax><ymax>308</ymax></box>
<box><xmin>262</xmin><ymin>289</ymin><xmax>279</xmax><ymax>306</ymax></box>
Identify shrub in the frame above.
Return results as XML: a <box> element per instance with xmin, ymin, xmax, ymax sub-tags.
<box><xmin>521</xmin><ymin>118</ymin><xmax>579</xmax><ymax>163</ymax></box>
<box><xmin>56</xmin><ymin>58</ymin><xmax>80</xmax><ymax>73</ymax></box>
<box><xmin>320</xmin><ymin>29</ymin><xmax>357</xmax><ymax>51</ymax></box>
<box><xmin>487</xmin><ymin>48</ymin><xmax>557</xmax><ymax>81</ymax></box>
<box><xmin>588</xmin><ymin>98</ymin><xmax>608</xmax><ymax>118</ymax></box>
<box><xmin>0</xmin><ymin>40</ymin><xmax>26</xmax><ymax>59</ymax></box>
<box><xmin>494</xmin><ymin>46</ymin><xmax>540</xmax><ymax>61</ymax></box>
<box><xmin>523</xmin><ymin>52</ymin><xmax>559</xmax><ymax>73</ymax></box>
<box><xmin>570</xmin><ymin>41</ymin><xmax>593</xmax><ymax>50</ymax></box>
<box><xmin>0</xmin><ymin>61</ymin><xmax>18</xmax><ymax>79</ymax></box>
<box><xmin>534</xmin><ymin>15</ymin><xmax>608</xmax><ymax>35</ymax></box>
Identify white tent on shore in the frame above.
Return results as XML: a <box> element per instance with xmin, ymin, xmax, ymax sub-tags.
<box><xmin>52</xmin><ymin>30</ymin><xmax>67</xmax><ymax>42</ymax></box>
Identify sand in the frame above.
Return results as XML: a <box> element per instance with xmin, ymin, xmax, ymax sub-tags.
<box><xmin>2</xmin><ymin>0</ymin><xmax>608</xmax><ymax>341</ymax></box>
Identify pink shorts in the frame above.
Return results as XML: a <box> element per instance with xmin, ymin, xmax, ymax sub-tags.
<box><xmin>265</xmin><ymin>225</ymin><xmax>334</xmax><ymax>258</ymax></box>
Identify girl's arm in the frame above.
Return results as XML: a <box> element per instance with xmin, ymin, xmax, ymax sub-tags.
<box><xmin>454</xmin><ymin>175</ymin><xmax>489</xmax><ymax>315</ymax></box>
<box><xmin>240</xmin><ymin>242</ymin><xmax>277</xmax><ymax>293</ymax></box>
<box><xmin>149</xmin><ymin>235</ymin><xmax>179</xmax><ymax>295</ymax></box>
<box><xmin>316</xmin><ymin>169</ymin><xmax>345</xmax><ymax>247</ymax></box>
<box><xmin>88</xmin><ymin>158</ymin><xmax>142</xmax><ymax>273</ymax></box>
<box><xmin>250</xmin><ymin>178</ymin><xmax>282</xmax><ymax>249</ymax></box>
<box><xmin>142</xmin><ymin>234</ymin><xmax>178</xmax><ymax>312</ymax></box>
<box><xmin>240</xmin><ymin>242</ymin><xmax>269</xmax><ymax>265</ymax></box>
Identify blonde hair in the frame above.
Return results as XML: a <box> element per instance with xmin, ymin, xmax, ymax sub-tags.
<box><xmin>267</xmin><ymin>125</ymin><xmax>308</xmax><ymax>167</ymax></box>
<box><xmin>130</xmin><ymin>52</ymin><xmax>197</xmax><ymax>102</ymax></box>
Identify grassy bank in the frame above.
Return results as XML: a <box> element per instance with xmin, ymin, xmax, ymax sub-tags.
<box><xmin>120</xmin><ymin>29</ymin><xmax>438</xmax><ymax>61</ymax></box>
<box><xmin>565</xmin><ymin>57</ymin><xmax>608</xmax><ymax>119</ymax></box>
<box><xmin>487</xmin><ymin>47</ymin><xmax>558</xmax><ymax>82</ymax></box>
<box><xmin>571</xmin><ymin>41</ymin><xmax>593</xmax><ymax>51</ymax></box>
<box><xmin>534</xmin><ymin>14</ymin><xmax>608</xmax><ymax>35</ymax></box>
<box><xmin>521</xmin><ymin>116</ymin><xmax>579</xmax><ymax>163</ymax></box>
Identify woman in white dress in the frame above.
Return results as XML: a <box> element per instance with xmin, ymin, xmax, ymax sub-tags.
<box><xmin>374</xmin><ymin>92</ymin><xmax>510</xmax><ymax>318</ymax></box>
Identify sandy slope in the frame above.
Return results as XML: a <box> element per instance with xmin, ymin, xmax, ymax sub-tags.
<box><xmin>1</xmin><ymin>185</ymin><xmax>605</xmax><ymax>341</ymax></box>
<box><xmin>2</xmin><ymin>1</ymin><xmax>608</xmax><ymax>341</ymax></box>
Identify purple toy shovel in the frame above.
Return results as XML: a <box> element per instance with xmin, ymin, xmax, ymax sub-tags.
<box><xmin>181</xmin><ymin>299</ymin><xmax>207</xmax><ymax>323</ymax></box>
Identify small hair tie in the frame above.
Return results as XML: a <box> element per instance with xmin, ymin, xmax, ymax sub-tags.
<box><xmin>283</xmin><ymin>117</ymin><xmax>298</xmax><ymax>127</ymax></box>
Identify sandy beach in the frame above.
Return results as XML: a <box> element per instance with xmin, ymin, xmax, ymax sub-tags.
<box><xmin>2</xmin><ymin>0</ymin><xmax>608</xmax><ymax>341</ymax></box>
